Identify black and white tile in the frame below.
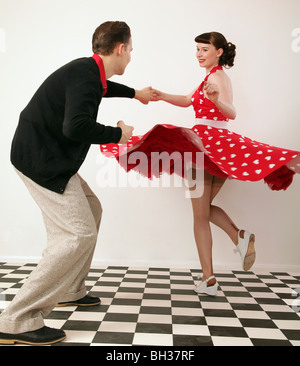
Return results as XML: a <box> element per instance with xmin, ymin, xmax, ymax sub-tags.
<box><xmin>0</xmin><ymin>263</ymin><xmax>300</xmax><ymax>346</ymax></box>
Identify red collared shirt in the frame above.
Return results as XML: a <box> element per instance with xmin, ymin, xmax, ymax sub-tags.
<box><xmin>92</xmin><ymin>53</ymin><xmax>107</xmax><ymax>96</ymax></box>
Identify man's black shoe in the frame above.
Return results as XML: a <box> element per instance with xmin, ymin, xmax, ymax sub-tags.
<box><xmin>0</xmin><ymin>326</ymin><xmax>66</xmax><ymax>345</ymax></box>
<box><xmin>57</xmin><ymin>294</ymin><xmax>101</xmax><ymax>307</ymax></box>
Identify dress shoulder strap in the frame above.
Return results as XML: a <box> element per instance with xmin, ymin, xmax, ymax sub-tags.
<box><xmin>204</xmin><ymin>65</ymin><xmax>223</xmax><ymax>81</ymax></box>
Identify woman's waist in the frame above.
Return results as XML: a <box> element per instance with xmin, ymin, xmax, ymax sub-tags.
<box><xmin>194</xmin><ymin>118</ymin><xmax>229</xmax><ymax>129</ymax></box>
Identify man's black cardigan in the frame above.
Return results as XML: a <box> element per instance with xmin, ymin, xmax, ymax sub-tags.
<box><xmin>11</xmin><ymin>57</ymin><xmax>135</xmax><ymax>193</ymax></box>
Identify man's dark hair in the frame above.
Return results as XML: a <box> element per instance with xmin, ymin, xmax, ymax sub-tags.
<box><xmin>92</xmin><ymin>21</ymin><xmax>131</xmax><ymax>55</ymax></box>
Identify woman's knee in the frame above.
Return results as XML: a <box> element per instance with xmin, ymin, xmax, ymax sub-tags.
<box><xmin>193</xmin><ymin>209</ymin><xmax>210</xmax><ymax>223</ymax></box>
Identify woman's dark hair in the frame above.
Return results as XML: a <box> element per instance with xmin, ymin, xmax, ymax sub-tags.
<box><xmin>195</xmin><ymin>32</ymin><xmax>236</xmax><ymax>68</ymax></box>
<box><xmin>92</xmin><ymin>21</ymin><xmax>131</xmax><ymax>55</ymax></box>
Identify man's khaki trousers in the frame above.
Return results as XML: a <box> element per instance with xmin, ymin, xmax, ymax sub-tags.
<box><xmin>0</xmin><ymin>169</ymin><xmax>102</xmax><ymax>334</ymax></box>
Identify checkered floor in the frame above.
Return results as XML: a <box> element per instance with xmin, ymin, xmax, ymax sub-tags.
<box><xmin>0</xmin><ymin>262</ymin><xmax>300</xmax><ymax>346</ymax></box>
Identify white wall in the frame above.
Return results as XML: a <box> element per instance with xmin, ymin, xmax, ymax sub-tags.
<box><xmin>0</xmin><ymin>0</ymin><xmax>299</xmax><ymax>272</ymax></box>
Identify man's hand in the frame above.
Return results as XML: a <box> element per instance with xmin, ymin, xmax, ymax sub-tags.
<box><xmin>117</xmin><ymin>120</ymin><xmax>134</xmax><ymax>144</ymax></box>
<box><xmin>134</xmin><ymin>87</ymin><xmax>157</xmax><ymax>104</ymax></box>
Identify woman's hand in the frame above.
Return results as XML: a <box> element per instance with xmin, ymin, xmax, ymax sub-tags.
<box><xmin>151</xmin><ymin>89</ymin><xmax>164</xmax><ymax>101</ymax></box>
<box><xmin>203</xmin><ymin>77</ymin><xmax>236</xmax><ymax>120</ymax></box>
<box><xmin>149</xmin><ymin>89</ymin><xmax>193</xmax><ymax>107</ymax></box>
<box><xmin>204</xmin><ymin>81</ymin><xmax>220</xmax><ymax>104</ymax></box>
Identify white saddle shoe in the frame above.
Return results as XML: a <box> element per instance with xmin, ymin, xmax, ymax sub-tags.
<box><xmin>235</xmin><ymin>230</ymin><xmax>256</xmax><ymax>271</ymax></box>
<box><xmin>194</xmin><ymin>276</ymin><xmax>218</xmax><ymax>296</ymax></box>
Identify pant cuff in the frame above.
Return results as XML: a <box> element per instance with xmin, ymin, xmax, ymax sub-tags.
<box><xmin>57</xmin><ymin>287</ymin><xmax>86</xmax><ymax>303</ymax></box>
<box><xmin>0</xmin><ymin>314</ymin><xmax>45</xmax><ymax>334</ymax></box>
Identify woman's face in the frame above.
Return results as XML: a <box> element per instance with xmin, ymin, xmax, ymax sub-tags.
<box><xmin>196</xmin><ymin>42</ymin><xmax>223</xmax><ymax>70</ymax></box>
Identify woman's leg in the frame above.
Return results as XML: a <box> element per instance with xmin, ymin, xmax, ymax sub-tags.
<box><xmin>209</xmin><ymin>176</ymin><xmax>239</xmax><ymax>245</ymax></box>
<box><xmin>209</xmin><ymin>176</ymin><xmax>254</xmax><ymax>270</ymax></box>
<box><xmin>190</xmin><ymin>170</ymin><xmax>214</xmax><ymax>282</ymax></box>
<box><xmin>190</xmin><ymin>170</ymin><xmax>255</xmax><ymax>280</ymax></box>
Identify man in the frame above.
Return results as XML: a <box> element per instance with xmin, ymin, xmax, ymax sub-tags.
<box><xmin>0</xmin><ymin>21</ymin><xmax>154</xmax><ymax>345</ymax></box>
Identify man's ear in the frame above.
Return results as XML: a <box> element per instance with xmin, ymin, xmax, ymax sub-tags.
<box><xmin>115</xmin><ymin>43</ymin><xmax>125</xmax><ymax>56</ymax></box>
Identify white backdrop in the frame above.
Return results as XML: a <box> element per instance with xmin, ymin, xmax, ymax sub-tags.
<box><xmin>0</xmin><ymin>0</ymin><xmax>299</xmax><ymax>271</ymax></box>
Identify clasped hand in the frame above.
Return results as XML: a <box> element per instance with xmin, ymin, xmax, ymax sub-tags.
<box><xmin>134</xmin><ymin>87</ymin><xmax>158</xmax><ymax>104</ymax></box>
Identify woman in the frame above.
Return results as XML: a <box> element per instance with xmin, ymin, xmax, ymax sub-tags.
<box><xmin>100</xmin><ymin>32</ymin><xmax>300</xmax><ymax>296</ymax></box>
